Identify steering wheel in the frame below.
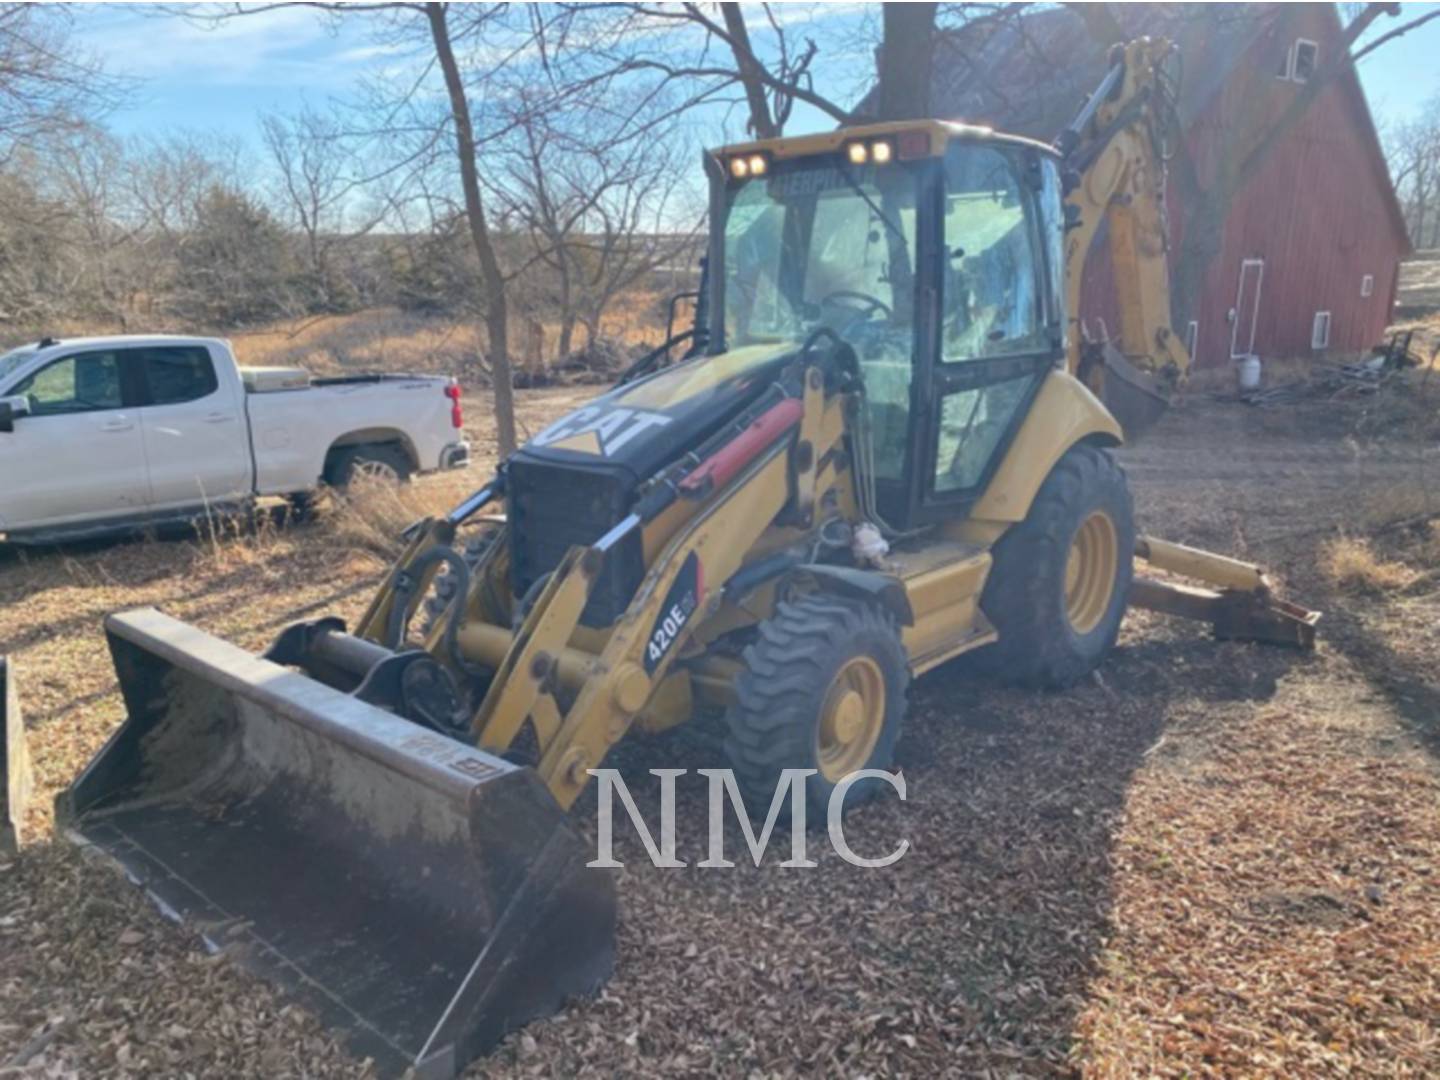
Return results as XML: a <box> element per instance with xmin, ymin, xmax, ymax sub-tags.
<box><xmin>820</xmin><ymin>290</ymin><xmax>891</xmax><ymax>320</ymax></box>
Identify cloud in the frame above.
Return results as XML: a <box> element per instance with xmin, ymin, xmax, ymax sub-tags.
<box><xmin>74</xmin><ymin>5</ymin><xmax>389</xmax><ymax>89</ymax></box>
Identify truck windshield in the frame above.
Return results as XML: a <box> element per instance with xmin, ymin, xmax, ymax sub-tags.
<box><xmin>0</xmin><ymin>345</ymin><xmax>38</xmax><ymax>388</ymax></box>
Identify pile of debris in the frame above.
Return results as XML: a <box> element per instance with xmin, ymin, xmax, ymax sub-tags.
<box><xmin>512</xmin><ymin>337</ymin><xmax>645</xmax><ymax>388</ymax></box>
<box><xmin>1237</xmin><ymin>331</ymin><xmax>1435</xmax><ymax>410</ymax></box>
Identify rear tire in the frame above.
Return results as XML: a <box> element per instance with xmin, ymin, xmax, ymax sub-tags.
<box><xmin>330</xmin><ymin>444</ymin><xmax>412</xmax><ymax>489</ymax></box>
<box><xmin>978</xmin><ymin>442</ymin><xmax>1134</xmax><ymax>688</ymax></box>
<box><xmin>724</xmin><ymin>594</ymin><xmax>909</xmax><ymax>823</ymax></box>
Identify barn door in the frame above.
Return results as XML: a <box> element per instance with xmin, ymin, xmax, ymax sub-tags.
<box><xmin>1230</xmin><ymin>258</ymin><xmax>1264</xmax><ymax>359</ymax></box>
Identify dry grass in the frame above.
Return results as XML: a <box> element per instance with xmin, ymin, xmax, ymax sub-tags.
<box><xmin>229</xmin><ymin>296</ymin><xmax>673</xmax><ymax>379</ymax></box>
<box><xmin>1320</xmin><ymin>535</ymin><xmax>1420</xmax><ymax>594</ymax></box>
<box><xmin>231</xmin><ymin>309</ymin><xmax>484</xmax><ymax>376</ymax></box>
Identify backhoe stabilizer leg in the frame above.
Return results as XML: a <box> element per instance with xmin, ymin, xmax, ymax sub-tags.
<box><xmin>1131</xmin><ymin>535</ymin><xmax>1320</xmax><ymax>649</ymax></box>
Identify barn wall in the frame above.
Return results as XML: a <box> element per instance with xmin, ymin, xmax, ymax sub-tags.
<box><xmin>1190</xmin><ymin>8</ymin><xmax>1406</xmax><ymax>367</ymax></box>
<box><xmin>1075</xmin><ymin>5</ymin><xmax>1407</xmax><ymax>369</ymax></box>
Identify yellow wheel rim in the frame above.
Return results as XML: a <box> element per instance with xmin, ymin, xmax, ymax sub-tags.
<box><xmin>1064</xmin><ymin>510</ymin><xmax>1119</xmax><ymax>635</ymax></box>
<box><xmin>816</xmin><ymin>656</ymin><xmax>886</xmax><ymax>783</ymax></box>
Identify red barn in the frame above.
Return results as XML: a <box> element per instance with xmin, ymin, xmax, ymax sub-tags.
<box><xmin>923</xmin><ymin>2</ymin><xmax>1410</xmax><ymax>368</ymax></box>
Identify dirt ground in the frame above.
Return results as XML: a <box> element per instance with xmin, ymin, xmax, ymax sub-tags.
<box><xmin>2</xmin><ymin>379</ymin><xmax>1438</xmax><ymax>1077</ymax></box>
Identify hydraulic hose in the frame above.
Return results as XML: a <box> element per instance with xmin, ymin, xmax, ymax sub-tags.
<box><xmin>383</xmin><ymin>545</ymin><xmax>489</xmax><ymax>677</ymax></box>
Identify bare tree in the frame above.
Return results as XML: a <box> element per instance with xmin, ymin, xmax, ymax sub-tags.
<box><xmin>0</xmin><ymin>4</ymin><xmax>120</xmax><ymax>161</ymax></box>
<box><xmin>487</xmin><ymin>81</ymin><xmax>702</xmax><ymax>366</ymax></box>
<box><xmin>1387</xmin><ymin>102</ymin><xmax>1440</xmax><ymax>249</ymax></box>
<box><xmin>261</xmin><ymin>106</ymin><xmax>388</xmax><ymax>312</ymax></box>
<box><xmin>0</xmin><ymin>155</ymin><xmax>84</xmax><ymax>326</ymax></box>
<box><xmin>45</xmin><ymin>128</ymin><xmax>144</xmax><ymax>326</ymax></box>
<box><xmin>423</xmin><ymin>2</ymin><xmax>517</xmax><ymax>454</ymax></box>
<box><xmin>204</xmin><ymin>1</ymin><xmax>533</xmax><ymax>455</ymax></box>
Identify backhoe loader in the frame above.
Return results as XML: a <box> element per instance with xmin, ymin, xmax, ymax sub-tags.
<box><xmin>7</xmin><ymin>38</ymin><xmax>1318</xmax><ymax>1078</ymax></box>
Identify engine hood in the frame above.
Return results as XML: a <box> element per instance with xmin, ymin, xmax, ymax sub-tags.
<box><xmin>511</xmin><ymin>343</ymin><xmax>796</xmax><ymax>484</ymax></box>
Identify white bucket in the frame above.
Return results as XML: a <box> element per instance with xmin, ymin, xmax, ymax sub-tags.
<box><xmin>1237</xmin><ymin>354</ymin><xmax>1262</xmax><ymax>392</ymax></box>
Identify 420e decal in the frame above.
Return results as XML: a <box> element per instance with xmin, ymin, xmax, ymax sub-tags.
<box><xmin>644</xmin><ymin>552</ymin><xmax>703</xmax><ymax>675</ymax></box>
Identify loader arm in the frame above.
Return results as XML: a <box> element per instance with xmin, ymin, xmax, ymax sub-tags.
<box><xmin>463</xmin><ymin>389</ymin><xmax>810</xmax><ymax>809</ymax></box>
<box><xmin>1058</xmin><ymin>37</ymin><xmax>1191</xmax><ymax>437</ymax></box>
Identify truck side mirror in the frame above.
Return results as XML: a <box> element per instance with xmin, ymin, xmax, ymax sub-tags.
<box><xmin>0</xmin><ymin>397</ymin><xmax>29</xmax><ymax>433</ymax></box>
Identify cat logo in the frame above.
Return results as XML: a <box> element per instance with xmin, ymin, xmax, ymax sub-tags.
<box><xmin>530</xmin><ymin>405</ymin><xmax>672</xmax><ymax>457</ymax></box>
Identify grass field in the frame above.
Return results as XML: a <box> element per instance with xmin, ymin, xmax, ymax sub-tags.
<box><xmin>2</xmin><ymin>372</ymin><xmax>1439</xmax><ymax>1077</ymax></box>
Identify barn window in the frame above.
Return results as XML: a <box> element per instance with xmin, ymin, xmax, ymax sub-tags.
<box><xmin>1292</xmin><ymin>40</ymin><xmax>1319</xmax><ymax>83</ymax></box>
<box><xmin>1311</xmin><ymin>311</ymin><xmax>1332</xmax><ymax>350</ymax></box>
<box><xmin>1186</xmin><ymin>320</ymin><xmax>1199</xmax><ymax>361</ymax></box>
<box><xmin>1361</xmin><ymin>273</ymin><xmax>1375</xmax><ymax>298</ymax></box>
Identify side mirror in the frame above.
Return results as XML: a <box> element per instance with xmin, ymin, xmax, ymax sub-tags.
<box><xmin>0</xmin><ymin>397</ymin><xmax>28</xmax><ymax>434</ymax></box>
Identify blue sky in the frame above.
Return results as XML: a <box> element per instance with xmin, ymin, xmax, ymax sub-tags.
<box><xmin>1353</xmin><ymin>2</ymin><xmax>1440</xmax><ymax>127</ymax></box>
<box><xmin>75</xmin><ymin>3</ymin><xmax>1440</xmax><ymax>147</ymax></box>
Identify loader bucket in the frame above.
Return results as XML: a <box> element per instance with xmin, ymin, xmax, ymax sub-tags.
<box><xmin>3</xmin><ymin>656</ymin><xmax>34</xmax><ymax>855</ymax></box>
<box><xmin>57</xmin><ymin>608</ymin><xmax>615</xmax><ymax>1078</ymax></box>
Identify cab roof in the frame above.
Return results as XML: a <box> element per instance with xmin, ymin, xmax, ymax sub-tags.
<box><xmin>714</xmin><ymin>119</ymin><xmax>1057</xmax><ymax>163</ymax></box>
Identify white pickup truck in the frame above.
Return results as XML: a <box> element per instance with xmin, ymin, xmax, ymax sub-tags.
<box><xmin>0</xmin><ymin>334</ymin><xmax>470</xmax><ymax>542</ymax></box>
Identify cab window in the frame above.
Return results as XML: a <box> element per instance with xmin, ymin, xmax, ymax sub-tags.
<box><xmin>931</xmin><ymin>145</ymin><xmax>1051</xmax><ymax>498</ymax></box>
<box><xmin>942</xmin><ymin>147</ymin><xmax>1046</xmax><ymax>360</ymax></box>
<box><xmin>12</xmin><ymin>352</ymin><xmax>124</xmax><ymax>416</ymax></box>
<box><xmin>139</xmin><ymin>347</ymin><xmax>218</xmax><ymax>405</ymax></box>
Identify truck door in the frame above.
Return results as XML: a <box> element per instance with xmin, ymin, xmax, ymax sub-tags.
<box><xmin>0</xmin><ymin>349</ymin><xmax>151</xmax><ymax>531</ymax></box>
<box><xmin>133</xmin><ymin>345</ymin><xmax>251</xmax><ymax>511</ymax></box>
<box><xmin>922</xmin><ymin>143</ymin><xmax>1061</xmax><ymax>517</ymax></box>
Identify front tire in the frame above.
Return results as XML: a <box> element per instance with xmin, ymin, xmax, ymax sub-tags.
<box><xmin>724</xmin><ymin>594</ymin><xmax>909</xmax><ymax>822</ymax></box>
<box><xmin>978</xmin><ymin>442</ymin><xmax>1134</xmax><ymax>688</ymax></box>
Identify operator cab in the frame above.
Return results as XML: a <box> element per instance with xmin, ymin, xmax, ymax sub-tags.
<box><xmin>709</xmin><ymin>121</ymin><xmax>1067</xmax><ymax>530</ymax></box>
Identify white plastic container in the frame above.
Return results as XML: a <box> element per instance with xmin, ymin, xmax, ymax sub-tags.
<box><xmin>1237</xmin><ymin>354</ymin><xmax>1262</xmax><ymax>392</ymax></box>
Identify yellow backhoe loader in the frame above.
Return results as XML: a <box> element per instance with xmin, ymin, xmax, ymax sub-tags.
<box><xmin>8</xmin><ymin>38</ymin><xmax>1318</xmax><ymax>1078</ymax></box>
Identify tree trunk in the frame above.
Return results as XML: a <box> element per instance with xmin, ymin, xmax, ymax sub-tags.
<box><xmin>1413</xmin><ymin>161</ymin><xmax>1429</xmax><ymax>247</ymax></box>
<box><xmin>426</xmin><ymin>2</ymin><xmax>516</xmax><ymax>457</ymax></box>
<box><xmin>1169</xmin><ymin>195</ymin><xmax>1226</xmax><ymax>334</ymax></box>
<box><xmin>557</xmin><ymin>255</ymin><xmax>575</xmax><ymax>358</ymax></box>
<box><xmin>720</xmin><ymin>3</ymin><xmax>778</xmax><ymax>138</ymax></box>
<box><xmin>875</xmin><ymin>4</ymin><xmax>938</xmax><ymax>120</ymax></box>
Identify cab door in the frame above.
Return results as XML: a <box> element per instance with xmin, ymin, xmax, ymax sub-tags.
<box><xmin>920</xmin><ymin>143</ymin><xmax>1064</xmax><ymax>519</ymax></box>
<box><xmin>133</xmin><ymin>345</ymin><xmax>251</xmax><ymax>510</ymax></box>
<box><xmin>0</xmin><ymin>349</ymin><xmax>151</xmax><ymax>530</ymax></box>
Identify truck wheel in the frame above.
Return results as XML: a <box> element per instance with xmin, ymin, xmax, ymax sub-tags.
<box><xmin>331</xmin><ymin>444</ymin><xmax>412</xmax><ymax>489</ymax></box>
<box><xmin>979</xmin><ymin>443</ymin><xmax>1134</xmax><ymax>688</ymax></box>
<box><xmin>724</xmin><ymin>594</ymin><xmax>909</xmax><ymax>823</ymax></box>
<box><xmin>419</xmin><ymin>530</ymin><xmax>499</xmax><ymax>639</ymax></box>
